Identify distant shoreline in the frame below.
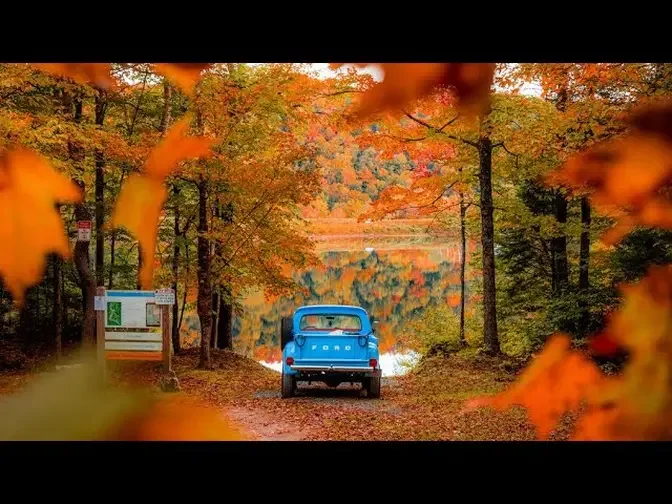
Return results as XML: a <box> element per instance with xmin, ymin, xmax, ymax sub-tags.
<box><xmin>305</xmin><ymin>218</ymin><xmax>455</xmax><ymax>237</ymax></box>
<box><xmin>309</xmin><ymin>233</ymin><xmax>432</xmax><ymax>240</ymax></box>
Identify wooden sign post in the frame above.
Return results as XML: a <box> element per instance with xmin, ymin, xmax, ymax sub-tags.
<box><xmin>162</xmin><ymin>305</ymin><xmax>171</xmax><ymax>374</ymax></box>
<box><xmin>94</xmin><ymin>287</ymin><xmax>179</xmax><ymax>391</ymax></box>
<box><xmin>155</xmin><ymin>288</ymin><xmax>176</xmax><ymax>374</ymax></box>
<box><xmin>95</xmin><ymin>286</ymin><xmax>106</xmax><ymax>382</ymax></box>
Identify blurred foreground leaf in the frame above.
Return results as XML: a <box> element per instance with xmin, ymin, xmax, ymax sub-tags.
<box><xmin>0</xmin><ymin>354</ymin><xmax>244</xmax><ymax>440</ymax></box>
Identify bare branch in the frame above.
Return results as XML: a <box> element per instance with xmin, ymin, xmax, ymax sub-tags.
<box><xmin>403</xmin><ymin>110</ymin><xmax>436</xmax><ymax>130</ymax></box>
<box><xmin>402</xmin><ymin>110</ymin><xmax>478</xmax><ymax>147</ymax></box>
<box><xmin>493</xmin><ymin>141</ymin><xmax>521</xmax><ymax>169</ymax></box>
<box><xmin>321</xmin><ymin>89</ymin><xmax>364</xmax><ymax>97</ymax></box>
<box><xmin>379</xmin><ymin>133</ymin><xmax>428</xmax><ymax>144</ymax></box>
<box><xmin>439</xmin><ymin>115</ymin><xmax>460</xmax><ymax>131</ymax></box>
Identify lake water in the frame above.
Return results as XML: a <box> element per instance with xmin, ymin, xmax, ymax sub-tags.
<box><xmin>233</xmin><ymin>236</ymin><xmax>465</xmax><ymax>377</ymax></box>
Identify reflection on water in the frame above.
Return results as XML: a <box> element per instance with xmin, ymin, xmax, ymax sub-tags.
<box><xmin>259</xmin><ymin>350</ymin><xmax>421</xmax><ymax>377</ymax></box>
<box><xmin>235</xmin><ymin>236</ymin><xmax>468</xmax><ymax>375</ymax></box>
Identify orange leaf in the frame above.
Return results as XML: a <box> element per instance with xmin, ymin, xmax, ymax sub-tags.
<box><xmin>32</xmin><ymin>63</ymin><xmax>115</xmax><ymax>88</ymax></box>
<box><xmin>144</xmin><ymin>115</ymin><xmax>214</xmax><ymax>179</ymax></box>
<box><xmin>470</xmin><ymin>334</ymin><xmax>603</xmax><ymax>439</ymax></box>
<box><xmin>471</xmin><ymin>265</ymin><xmax>672</xmax><ymax>441</ymax></box>
<box><xmin>575</xmin><ymin>265</ymin><xmax>672</xmax><ymax>440</ymax></box>
<box><xmin>153</xmin><ymin>63</ymin><xmax>212</xmax><ymax>95</ymax></box>
<box><xmin>108</xmin><ymin>175</ymin><xmax>167</xmax><ymax>290</ymax></box>
<box><xmin>108</xmin><ymin>116</ymin><xmax>212</xmax><ymax>289</ymax></box>
<box><xmin>108</xmin><ymin>397</ymin><xmax>245</xmax><ymax>441</ymax></box>
<box><xmin>334</xmin><ymin>63</ymin><xmax>495</xmax><ymax>118</ymax></box>
<box><xmin>0</xmin><ymin>149</ymin><xmax>82</xmax><ymax>304</ymax></box>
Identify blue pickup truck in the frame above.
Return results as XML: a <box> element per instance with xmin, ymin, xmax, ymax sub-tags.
<box><xmin>280</xmin><ymin>305</ymin><xmax>381</xmax><ymax>398</ymax></box>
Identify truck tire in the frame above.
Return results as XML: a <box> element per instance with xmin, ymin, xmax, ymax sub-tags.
<box><xmin>366</xmin><ymin>376</ymin><xmax>381</xmax><ymax>399</ymax></box>
<box><xmin>281</xmin><ymin>372</ymin><xmax>295</xmax><ymax>398</ymax></box>
<box><xmin>280</xmin><ymin>316</ymin><xmax>294</xmax><ymax>349</ymax></box>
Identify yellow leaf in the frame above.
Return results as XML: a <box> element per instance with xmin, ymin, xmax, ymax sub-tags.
<box><xmin>0</xmin><ymin>149</ymin><xmax>82</xmax><ymax>304</ymax></box>
<box><xmin>108</xmin><ymin>175</ymin><xmax>167</xmax><ymax>290</ymax></box>
<box><xmin>153</xmin><ymin>63</ymin><xmax>212</xmax><ymax>95</ymax></box>
<box><xmin>32</xmin><ymin>63</ymin><xmax>116</xmax><ymax>88</ymax></box>
<box><xmin>144</xmin><ymin>115</ymin><xmax>214</xmax><ymax>179</ymax></box>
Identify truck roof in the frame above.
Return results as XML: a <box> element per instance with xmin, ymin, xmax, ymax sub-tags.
<box><xmin>293</xmin><ymin>304</ymin><xmax>372</xmax><ymax>332</ymax></box>
<box><xmin>294</xmin><ymin>304</ymin><xmax>369</xmax><ymax>314</ymax></box>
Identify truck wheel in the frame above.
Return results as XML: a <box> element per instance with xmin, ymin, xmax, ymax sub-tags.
<box><xmin>366</xmin><ymin>376</ymin><xmax>381</xmax><ymax>399</ymax></box>
<box><xmin>281</xmin><ymin>372</ymin><xmax>295</xmax><ymax>398</ymax></box>
<box><xmin>280</xmin><ymin>316</ymin><xmax>294</xmax><ymax>350</ymax></box>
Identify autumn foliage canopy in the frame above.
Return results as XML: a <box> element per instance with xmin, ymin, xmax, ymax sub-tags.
<box><xmin>1</xmin><ymin>62</ymin><xmax>672</xmax><ymax>440</ymax></box>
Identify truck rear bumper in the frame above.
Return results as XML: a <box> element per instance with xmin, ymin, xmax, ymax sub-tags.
<box><xmin>291</xmin><ymin>365</ymin><xmax>374</xmax><ymax>373</ymax></box>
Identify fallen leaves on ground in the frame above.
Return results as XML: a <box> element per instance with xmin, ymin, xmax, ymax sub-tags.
<box><xmin>331</xmin><ymin>63</ymin><xmax>495</xmax><ymax>118</ymax></box>
<box><xmin>1</xmin><ymin>347</ymin><xmax>573</xmax><ymax>441</ymax></box>
<box><xmin>0</xmin><ymin>149</ymin><xmax>82</xmax><ymax>304</ymax></box>
<box><xmin>31</xmin><ymin>63</ymin><xmax>116</xmax><ymax>89</ymax></box>
<box><xmin>108</xmin><ymin>349</ymin><xmax>545</xmax><ymax>441</ymax></box>
<box><xmin>108</xmin><ymin>115</ymin><xmax>213</xmax><ymax>288</ymax></box>
<box><xmin>153</xmin><ymin>64</ymin><xmax>212</xmax><ymax>95</ymax></box>
<box><xmin>552</xmin><ymin>99</ymin><xmax>672</xmax><ymax>245</ymax></box>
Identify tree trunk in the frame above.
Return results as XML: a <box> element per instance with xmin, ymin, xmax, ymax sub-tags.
<box><xmin>551</xmin><ymin>82</ymin><xmax>570</xmax><ymax>295</ymax></box>
<box><xmin>211</xmin><ymin>196</ymin><xmax>234</xmax><ymax>351</ymax></box>
<box><xmin>159</xmin><ymin>79</ymin><xmax>181</xmax><ymax>354</ymax></box>
<box><xmin>136</xmin><ymin>248</ymin><xmax>143</xmax><ymax>291</ymax></box>
<box><xmin>160</xmin><ymin>81</ymin><xmax>172</xmax><ymax>131</ymax></box>
<box><xmin>171</xmin><ymin>187</ymin><xmax>181</xmax><ymax>354</ymax></box>
<box><xmin>551</xmin><ymin>191</ymin><xmax>569</xmax><ymax>293</ymax></box>
<box><xmin>197</xmin><ymin>176</ymin><xmax>212</xmax><ymax>369</ymax></box>
<box><xmin>577</xmin><ymin>197</ymin><xmax>591</xmax><ymax>338</ymax></box>
<box><xmin>218</xmin><ymin>295</ymin><xmax>233</xmax><ymax>350</ymax></box>
<box><xmin>458</xmin><ymin>189</ymin><xmax>467</xmax><ymax>347</ymax></box>
<box><xmin>178</xmin><ymin>287</ymin><xmax>188</xmax><ymax>338</ymax></box>
<box><xmin>94</xmin><ymin>89</ymin><xmax>107</xmax><ymax>287</ymax></box>
<box><xmin>478</xmin><ymin>135</ymin><xmax>500</xmax><ymax>355</ymax></box>
<box><xmin>212</xmin><ymin>289</ymin><xmax>220</xmax><ymax>349</ymax></box>
<box><xmin>68</xmin><ymin>95</ymin><xmax>96</xmax><ymax>348</ymax></box>
<box><xmin>108</xmin><ymin>231</ymin><xmax>116</xmax><ymax>290</ymax></box>
<box><xmin>74</xmin><ymin>191</ymin><xmax>96</xmax><ymax>348</ymax></box>
<box><xmin>52</xmin><ymin>236</ymin><xmax>63</xmax><ymax>360</ymax></box>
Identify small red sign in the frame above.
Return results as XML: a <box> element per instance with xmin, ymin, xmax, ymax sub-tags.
<box><xmin>77</xmin><ymin>220</ymin><xmax>92</xmax><ymax>241</ymax></box>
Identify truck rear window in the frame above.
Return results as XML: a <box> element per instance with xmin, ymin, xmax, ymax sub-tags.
<box><xmin>299</xmin><ymin>314</ymin><xmax>362</xmax><ymax>332</ymax></box>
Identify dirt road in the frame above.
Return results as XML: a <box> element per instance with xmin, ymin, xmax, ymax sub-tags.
<box><xmin>224</xmin><ymin>379</ymin><xmax>403</xmax><ymax>441</ymax></box>
<box><xmin>1</xmin><ymin>349</ymin><xmax>566</xmax><ymax>441</ymax></box>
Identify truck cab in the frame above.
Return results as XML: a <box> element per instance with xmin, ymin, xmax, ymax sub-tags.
<box><xmin>280</xmin><ymin>305</ymin><xmax>381</xmax><ymax>398</ymax></box>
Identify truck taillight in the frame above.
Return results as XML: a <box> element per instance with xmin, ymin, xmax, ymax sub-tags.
<box><xmin>286</xmin><ymin>357</ymin><xmax>294</xmax><ymax>365</ymax></box>
<box><xmin>369</xmin><ymin>358</ymin><xmax>377</xmax><ymax>368</ymax></box>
